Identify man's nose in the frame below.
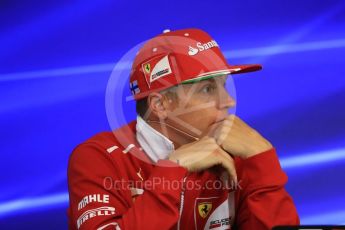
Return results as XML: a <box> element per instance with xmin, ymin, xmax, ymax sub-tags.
<box><xmin>219</xmin><ymin>88</ymin><xmax>236</xmax><ymax>109</ymax></box>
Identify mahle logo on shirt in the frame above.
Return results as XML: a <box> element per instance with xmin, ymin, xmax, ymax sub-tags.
<box><xmin>188</xmin><ymin>40</ymin><xmax>219</xmax><ymax>56</ymax></box>
<box><xmin>78</xmin><ymin>194</ymin><xmax>110</xmax><ymax>211</ymax></box>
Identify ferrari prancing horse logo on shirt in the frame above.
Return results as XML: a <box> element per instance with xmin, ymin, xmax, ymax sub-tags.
<box><xmin>198</xmin><ymin>202</ymin><xmax>212</xmax><ymax>218</ymax></box>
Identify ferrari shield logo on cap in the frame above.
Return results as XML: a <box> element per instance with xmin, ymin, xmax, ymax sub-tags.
<box><xmin>141</xmin><ymin>54</ymin><xmax>173</xmax><ymax>88</ymax></box>
<box><xmin>144</xmin><ymin>63</ymin><xmax>151</xmax><ymax>74</ymax></box>
<box><xmin>198</xmin><ymin>202</ymin><xmax>212</xmax><ymax>218</ymax></box>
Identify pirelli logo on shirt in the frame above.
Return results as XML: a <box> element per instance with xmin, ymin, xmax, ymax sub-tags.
<box><xmin>77</xmin><ymin>206</ymin><xmax>116</xmax><ymax>229</ymax></box>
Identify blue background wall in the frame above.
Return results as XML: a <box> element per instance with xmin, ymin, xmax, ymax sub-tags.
<box><xmin>1</xmin><ymin>0</ymin><xmax>345</xmax><ymax>229</ymax></box>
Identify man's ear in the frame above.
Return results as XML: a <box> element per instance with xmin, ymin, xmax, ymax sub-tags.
<box><xmin>147</xmin><ymin>92</ymin><xmax>169</xmax><ymax>120</ymax></box>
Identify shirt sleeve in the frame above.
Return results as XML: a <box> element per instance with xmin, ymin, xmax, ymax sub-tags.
<box><xmin>67</xmin><ymin>143</ymin><xmax>188</xmax><ymax>230</ymax></box>
<box><xmin>233</xmin><ymin>148</ymin><xmax>300</xmax><ymax>230</ymax></box>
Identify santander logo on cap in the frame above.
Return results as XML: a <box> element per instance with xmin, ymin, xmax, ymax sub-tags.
<box><xmin>188</xmin><ymin>39</ymin><xmax>219</xmax><ymax>56</ymax></box>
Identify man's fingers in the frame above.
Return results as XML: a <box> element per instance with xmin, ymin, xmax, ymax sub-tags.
<box><xmin>171</xmin><ymin>136</ymin><xmax>239</xmax><ymax>182</ymax></box>
<box><xmin>214</xmin><ymin>117</ymin><xmax>235</xmax><ymax>145</ymax></box>
<box><xmin>216</xmin><ymin>148</ymin><xmax>237</xmax><ymax>185</ymax></box>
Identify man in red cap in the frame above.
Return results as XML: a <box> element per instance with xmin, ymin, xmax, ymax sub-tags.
<box><xmin>68</xmin><ymin>28</ymin><xmax>299</xmax><ymax>230</ymax></box>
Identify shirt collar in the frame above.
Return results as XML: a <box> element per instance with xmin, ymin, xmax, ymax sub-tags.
<box><xmin>136</xmin><ymin>116</ymin><xmax>175</xmax><ymax>163</ymax></box>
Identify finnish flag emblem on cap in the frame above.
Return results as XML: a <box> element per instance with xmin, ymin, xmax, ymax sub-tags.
<box><xmin>130</xmin><ymin>80</ymin><xmax>140</xmax><ymax>95</ymax></box>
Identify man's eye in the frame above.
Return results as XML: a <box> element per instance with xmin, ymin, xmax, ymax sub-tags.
<box><xmin>201</xmin><ymin>85</ymin><xmax>215</xmax><ymax>93</ymax></box>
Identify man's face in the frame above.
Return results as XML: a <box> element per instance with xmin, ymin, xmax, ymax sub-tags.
<box><xmin>166</xmin><ymin>75</ymin><xmax>236</xmax><ymax>138</ymax></box>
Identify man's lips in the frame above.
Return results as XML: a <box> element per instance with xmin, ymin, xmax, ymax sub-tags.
<box><xmin>214</xmin><ymin>115</ymin><xmax>228</xmax><ymax>124</ymax></box>
<box><xmin>207</xmin><ymin>117</ymin><xmax>227</xmax><ymax>136</ymax></box>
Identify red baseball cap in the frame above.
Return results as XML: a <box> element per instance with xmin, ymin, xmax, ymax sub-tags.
<box><xmin>129</xmin><ymin>28</ymin><xmax>262</xmax><ymax>100</ymax></box>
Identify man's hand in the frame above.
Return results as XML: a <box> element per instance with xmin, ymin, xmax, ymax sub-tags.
<box><xmin>211</xmin><ymin>114</ymin><xmax>273</xmax><ymax>159</ymax></box>
<box><xmin>168</xmin><ymin>136</ymin><xmax>237</xmax><ymax>183</ymax></box>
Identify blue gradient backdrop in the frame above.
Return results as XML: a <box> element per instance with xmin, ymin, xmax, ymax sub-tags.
<box><xmin>1</xmin><ymin>0</ymin><xmax>345</xmax><ymax>229</ymax></box>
